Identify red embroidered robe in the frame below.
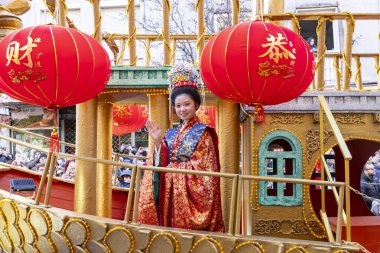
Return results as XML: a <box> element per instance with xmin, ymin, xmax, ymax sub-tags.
<box><xmin>138</xmin><ymin>117</ymin><xmax>224</xmax><ymax>232</ymax></box>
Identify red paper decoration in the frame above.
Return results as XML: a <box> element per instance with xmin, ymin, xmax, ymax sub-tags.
<box><xmin>0</xmin><ymin>24</ymin><xmax>111</xmax><ymax>109</ymax></box>
<box><xmin>112</xmin><ymin>105</ymin><xmax>148</xmax><ymax>136</ymax></box>
<box><xmin>49</xmin><ymin>128</ymin><xmax>59</xmax><ymax>153</ymax></box>
<box><xmin>196</xmin><ymin>105</ymin><xmax>216</xmax><ymax>128</ymax></box>
<box><xmin>200</xmin><ymin>20</ymin><xmax>315</xmax><ymax>122</ymax></box>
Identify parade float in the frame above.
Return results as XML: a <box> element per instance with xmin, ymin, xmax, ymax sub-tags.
<box><xmin>0</xmin><ymin>0</ymin><xmax>378</xmax><ymax>252</ymax></box>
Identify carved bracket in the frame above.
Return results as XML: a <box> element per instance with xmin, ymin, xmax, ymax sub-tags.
<box><xmin>306</xmin><ymin>129</ymin><xmax>334</xmax><ymax>163</ymax></box>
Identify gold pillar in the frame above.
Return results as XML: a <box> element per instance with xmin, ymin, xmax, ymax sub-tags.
<box><xmin>268</xmin><ymin>0</ymin><xmax>284</xmax><ymax>25</ymax></box>
<box><xmin>96</xmin><ymin>102</ymin><xmax>113</xmax><ymax>217</ymax></box>
<box><xmin>217</xmin><ymin>99</ymin><xmax>240</xmax><ymax>230</ymax></box>
<box><xmin>74</xmin><ymin>0</ymin><xmax>102</xmax><ymax>215</ymax></box>
<box><xmin>148</xmin><ymin>94</ymin><xmax>169</xmax><ymax>149</ymax></box>
<box><xmin>75</xmin><ymin>98</ymin><xmax>98</xmax><ymax>215</ymax></box>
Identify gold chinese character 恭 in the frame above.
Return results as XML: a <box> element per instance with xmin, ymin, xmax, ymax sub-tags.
<box><xmin>259</xmin><ymin>33</ymin><xmax>296</xmax><ymax>64</ymax></box>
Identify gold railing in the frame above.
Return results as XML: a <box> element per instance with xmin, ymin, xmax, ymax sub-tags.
<box><xmin>237</xmin><ymin>174</ymin><xmax>346</xmax><ymax>243</ymax></box>
<box><xmin>318</xmin><ymin>95</ymin><xmax>352</xmax><ymax>242</ymax></box>
<box><xmin>100</xmin><ymin>10</ymin><xmax>380</xmax><ymax>91</ymax></box>
<box><xmin>42</xmin><ymin>1</ymin><xmax>380</xmax><ymax>89</ymax></box>
<box><xmin>0</xmin><ymin>131</ymin><xmax>349</xmax><ymax>241</ymax></box>
<box><xmin>323</xmin><ymin>53</ymin><xmax>379</xmax><ymax>91</ymax></box>
<box><xmin>264</xmin><ymin>13</ymin><xmax>380</xmax><ymax>91</ymax></box>
<box><xmin>0</xmin><ymin>123</ymin><xmax>147</xmax><ymax>186</ymax></box>
<box><xmin>0</xmin><ymin>123</ymin><xmax>75</xmax><ymax>148</ymax></box>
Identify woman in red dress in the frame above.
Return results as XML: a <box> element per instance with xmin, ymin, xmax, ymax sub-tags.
<box><xmin>138</xmin><ymin>63</ymin><xmax>224</xmax><ymax>232</ymax></box>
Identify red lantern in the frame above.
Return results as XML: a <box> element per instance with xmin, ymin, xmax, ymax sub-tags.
<box><xmin>196</xmin><ymin>105</ymin><xmax>216</xmax><ymax>128</ymax></box>
<box><xmin>200</xmin><ymin>20</ymin><xmax>315</xmax><ymax>122</ymax></box>
<box><xmin>112</xmin><ymin>105</ymin><xmax>148</xmax><ymax>136</ymax></box>
<box><xmin>0</xmin><ymin>24</ymin><xmax>110</xmax><ymax>109</ymax></box>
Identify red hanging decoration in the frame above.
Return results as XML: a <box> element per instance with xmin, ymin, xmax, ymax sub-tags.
<box><xmin>112</xmin><ymin>105</ymin><xmax>148</xmax><ymax>136</ymax></box>
<box><xmin>200</xmin><ymin>20</ymin><xmax>315</xmax><ymax>123</ymax></box>
<box><xmin>49</xmin><ymin>127</ymin><xmax>59</xmax><ymax>153</ymax></box>
<box><xmin>0</xmin><ymin>24</ymin><xmax>111</xmax><ymax>109</ymax></box>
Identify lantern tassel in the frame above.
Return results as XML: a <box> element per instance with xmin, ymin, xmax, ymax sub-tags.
<box><xmin>253</xmin><ymin>103</ymin><xmax>265</xmax><ymax>124</ymax></box>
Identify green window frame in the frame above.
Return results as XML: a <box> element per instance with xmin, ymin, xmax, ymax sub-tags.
<box><xmin>258</xmin><ymin>130</ymin><xmax>303</xmax><ymax>206</ymax></box>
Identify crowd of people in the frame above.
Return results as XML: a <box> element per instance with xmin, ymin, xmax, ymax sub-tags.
<box><xmin>8</xmin><ymin>150</ymin><xmax>77</xmax><ymax>180</ymax></box>
<box><xmin>114</xmin><ymin>143</ymin><xmax>148</xmax><ymax>188</ymax></box>
<box><xmin>1</xmin><ymin>143</ymin><xmax>148</xmax><ymax>185</ymax></box>
<box><xmin>360</xmin><ymin>150</ymin><xmax>380</xmax><ymax>215</ymax></box>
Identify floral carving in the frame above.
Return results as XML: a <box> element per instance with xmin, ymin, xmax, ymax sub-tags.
<box><xmin>254</xmin><ymin>220</ymin><xmax>281</xmax><ymax>234</ymax></box>
<box><xmin>334</xmin><ymin>114</ymin><xmax>365</xmax><ymax>124</ymax></box>
<box><xmin>374</xmin><ymin>113</ymin><xmax>380</xmax><ymax>123</ymax></box>
<box><xmin>314</xmin><ymin>113</ymin><xmax>365</xmax><ymax>124</ymax></box>
<box><xmin>271</xmin><ymin>114</ymin><xmax>303</xmax><ymax>124</ymax></box>
<box><xmin>306</xmin><ymin>130</ymin><xmax>334</xmax><ymax>163</ymax></box>
<box><xmin>254</xmin><ymin>220</ymin><xmax>314</xmax><ymax>235</ymax></box>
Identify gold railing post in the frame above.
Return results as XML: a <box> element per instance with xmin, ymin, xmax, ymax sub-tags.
<box><xmin>319</xmin><ymin>105</ymin><xmax>325</xmax><ymax>213</ymax></box>
<box><xmin>128</xmin><ymin>0</ymin><xmax>136</xmax><ymax>66</ymax></box>
<box><xmin>144</xmin><ymin>39</ymin><xmax>151</xmax><ymax>66</ymax></box>
<box><xmin>196</xmin><ymin>0</ymin><xmax>205</xmax><ymax>61</ymax></box>
<box><xmin>333</xmin><ymin>56</ymin><xmax>341</xmax><ymax>90</ymax></box>
<box><xmin>58</xmin><ymin>0</ymin><xmax>67</xmax><ymax>26</ymax></box>
<box><xmin>124</xmin><ymin>165</ymin><xmax>137</xmax><ymax>223</ymax></box>
<box><xmin>113</xmin><ymin>154</ymin><xmax>119</xmax><ymax>186</ymax></box>
<box><xmin>268</xmin><ymin>0</ymin><xmax>284</xmax><ymax>26</ymax></box>
<box><xmin>162</xmin><ymin>0</ymin><xmax>170</xmax><ymax>65</ymax></box>
<box><xmin>319</xmin><ymin>95</ymin><xmax>352</xmax><ymax>241</ymax></box>
<box><xmin>290</xmin><ymin>16</ymin><xmax>300</xmax><ymax>34</ymax></box>
<box><xmin>170</xmin><ymin>39</ymin><xmax>176</xmax><ymax>65</ymax></box>
<box><xmin>354</xmin><ymin>55</ymin><xmax>363</xmax><ymax>90</ymax></box>
<box><xmin>44</xmin><ymin>154</ymin><xmax>58</xmax><ymax>206</ymax></box>
<box><xmin>234</xmin><ymin>176</ymin><xmax>243</xmax><ymax>235</ymax></box>
<box><xmin>228</xmin><ymin>175</ymin><xmax>238</xmax><ymax>234</ymax></box>
<box><xmin>321</xmin><ymin>155</ymin><xmax>347</xmax><ymax>223</ymax></box>
<box><xmin>375</xmin><ymin>55</ymin><xmax>380</xmax><ymax>88</ymax></box>
<box><xmin>316</xmin><ymin>21</ymin><xmax>326</xmax><ymax>90</ymax></box>
<box><xmin>35</xmin><ymin>151</ymin><xmax>52</xmax><ymax>205</ymax></box>
<box><xmin>344</xmin><ymin>159</ymin><xmax>351</xmax><ymax>241</ymax></box>
<box><xmin>256</xmin><ymin>0</ymin><xmax>263</xmax><ymax>18</ymax></box>
<box><xmin>343</xmin><ymin>17</ymin><xmax>354</xmax><ymax>90</ymax></box>
<box><xmin>132</xmin><ymin>166</ymin><xmax>142</xmax><ymax>223</ymax></box>
<box><xmin>336</xmin><ymin>185</ymin><xmax>345</xmax><ymax>243</ymax></box>
<box><xmin>118</xmin><ymin>39</ymin><xmax>126</xmax><ymax>65</ymax></box>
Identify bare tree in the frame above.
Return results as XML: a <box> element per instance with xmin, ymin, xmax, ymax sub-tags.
<box><xmin>137</xmin><ymin>0</ymin><xmax>251</xmax><ymax>64</ymax></box>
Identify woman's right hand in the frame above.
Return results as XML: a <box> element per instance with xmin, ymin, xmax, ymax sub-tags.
<box><xmin>146</xmin><ymin>121</ymin><xmax>162</xmax><ymax>147</ymax></box>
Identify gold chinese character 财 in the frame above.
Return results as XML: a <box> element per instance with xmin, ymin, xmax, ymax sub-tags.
<box><xmin>6</xmin><ymin>37</ymin><xmax>38</xmax><ymax>68</ymax></box>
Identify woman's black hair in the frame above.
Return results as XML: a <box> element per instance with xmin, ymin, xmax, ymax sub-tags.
<box><xmin>306</xmin><ymin>36</ymin><xmax>314</xmax><ymax>45</ymax></box>
<box><xmin>170</xmin><ymin>86</ymin><xmax>201</xmax><ymax>106</ymax></box>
